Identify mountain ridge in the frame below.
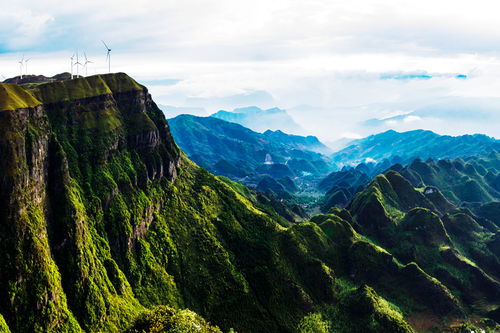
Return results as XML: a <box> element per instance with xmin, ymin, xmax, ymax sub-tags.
<box><xmin>168</xmin><ymin>114</ymin><xmax>333</xmax><ymax>188</ymax></box>
<box><xmin>332</xmin><ymin>129</ymin><xmax>500</xmax><ymax>166</ymax></box>
<box><xmin>211</xmin><ymin>106</ymin><xmax>303</xmax><ymax>134</ymax></box>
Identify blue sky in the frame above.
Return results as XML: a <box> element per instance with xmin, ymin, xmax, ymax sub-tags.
<box><xmin>1</xmin><ymin>0</ymin><xmax>500</xmax><ymax>141</ymax></box>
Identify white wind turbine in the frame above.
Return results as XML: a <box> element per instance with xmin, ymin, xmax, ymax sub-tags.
<box><xmin>102</xmin><ymin>40</ymin><xmax>111</xmax><ymax>73</ymax></box>
<box><xmin>74</xmin><ymin>51</ymin><xmax>83</xmax><ymax>78</ymax></box>
<box><xmin>18</xmin><ymin>54</ymin><xmax>24</xmax><ymax>79</ymax></box>
<box><xmin>24</xmin><ymin>58</ymin><xmax>31</xmax><ymax>76</ymax></box>
<box><xmin>70</xmin><ymin>53</ymin><xmax>75</xmax><ymax>79</ymax></box>
<box><xmin>83</xmin><ymin>52</ymin><xmax>93</xmax><ymax>76</ymax></box>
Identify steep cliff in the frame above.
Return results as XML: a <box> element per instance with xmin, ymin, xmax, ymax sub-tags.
<box><xmin>0</xmin><ymin>74</ymin><xmax>180</xmax><ymax>332</ymax></box>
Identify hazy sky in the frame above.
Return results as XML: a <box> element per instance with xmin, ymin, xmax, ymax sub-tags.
<box><xmin>2</xmin><ymin>0</ymin><xmax>500</xmax><ymax>141</ymax></box>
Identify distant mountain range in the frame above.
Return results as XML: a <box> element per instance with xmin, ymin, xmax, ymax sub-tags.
<box><xmin>170</xmin><ymin>117</ymin><xmax>500</xmax><ymax>205</ymax></box>
<box><xmin>362</xmin><ymin>97</ymin><xmax>500</xmax><ymax>133</ymax></box>
<box><xmin>211</xmin><ymin>106</ymin><xmax>303</xmax><ymax>134</ymax></box>
<box><xmin>3</xmin><ymin>73</ymin><xmax>71</xmax><ymax>85</ymax></box>
<box><xmin>168</xmin><ymin>114</ymin><xmax>334</xmax><ymax>192</ymax></box>
<box><xmin>332</xmin><ymin>129</ymin><xmax>500</xmax><ymax>166</ymax></box>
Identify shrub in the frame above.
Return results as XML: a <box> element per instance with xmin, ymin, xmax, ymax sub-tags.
<box><xmin>126</xmin><ymin>306</ymin><xmax>222</xmax><ymax>333</ymax></box>
<box><xmin>297</xmin><ymin>313</ymin><xmax>331</xmax><ymax>333</ymax></box>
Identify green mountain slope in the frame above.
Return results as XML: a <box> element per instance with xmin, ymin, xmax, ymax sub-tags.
<box><xmin>317</xmin><ymin>163</ymin><xmax>385</xmax><ymax>212</ymax></box>
<box><xmin>320</xmin><ymin>151</ymin><xmax>500</xmax><ymax>221</ymax></box>
<box><xmin>0</xmin><ymin>74</ymin><xmax>497</xmax><ymax>333</ymax></box>
<box><xmin>0</xmin><ymin>83</ymin><xmax>41</xmax><ymax>110</ymax></box>
<box><xmin>168</xmin><ymin>114</ymin><xmax>332</xmax><ymax>192</ymax></box>
<box><xmin>391</xmin><ymin>153</ymin><xmax>500</xmax><ymax>206</ymax></box>
<box><xmin>347</xmin><ymin>171</ymin><xmax>500</xmax><ymax>329</ymax></box>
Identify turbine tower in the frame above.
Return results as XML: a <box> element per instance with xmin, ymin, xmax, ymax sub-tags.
<box><xmin>70</xmin><ymin>53</ymin><xmax>75</xmax><ymax>79</ymax></box>
<box><xmin>74</xmin><ymin>51</ymin><xmax>83</xmax><ymax>78</ymax></box>
<box><xmin>102</xmin><ymin>40</ymin><xmax>111</xmax><ymax>73</ymax></box>
<box><xmin>83</xmin><ymin>52</ymin><xmax>93</xmax><ymax>76</ymax></box>
<box><xmin>18</xmin><ymin>54</ymin><xmax>24</xmax><ymax>79</ymax></box>
<box><xmin>24</xmin><ymin>58</ymin><xmax>31</xmax><ymax>76</ymax></box>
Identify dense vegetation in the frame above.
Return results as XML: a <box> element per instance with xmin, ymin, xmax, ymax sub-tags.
<box><xmin>392</xmin><ymin>153</ymin><xmax>500</xmax><ymax>205</ymax></box>
<box><xmin>319</xmin><ymin>151</ymin><xmax>500</xmax><ymax>213</ymax></box>
<box><xmin>0</xmin><ymin>74</ymin><xmax>498</xmax><ymax>333</ymax></box>
<box><xmin>346</xmin><ymin>171</ymin><xmax>499</xmax><ymax>330</ymax></box>
<box><xmin>0</xmin><ymin>82</ymin><xmax>41</xmax><ymax>110</ymax></box>
<box><xmin>126</xmin><ymin>306</ymin><xmax>222</xmax><ymax>333</ymax></box>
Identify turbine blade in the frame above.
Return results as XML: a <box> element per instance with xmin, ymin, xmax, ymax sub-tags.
<box><xmin>102</xmin><ymin>40</ymin><xmax>109</xmax><ymax>50</ymax></box>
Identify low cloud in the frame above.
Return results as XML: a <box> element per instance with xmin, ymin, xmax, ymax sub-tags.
<box><xmin>2</xmin><ymin>1</ymin><xmax>500</xmax><ymax>142</ymax></box>
<box><xmin>403</xmin><ymin>115</ymin><xmax>422</xmax><ymax>123</ymax></box>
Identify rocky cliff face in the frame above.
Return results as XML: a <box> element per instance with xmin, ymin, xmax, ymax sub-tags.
<box><xmin>0</xmin><ymin>74</ymin><xmax>180</xmax><ymax>332</ymax></box>
<box><xmin>0</xmin><ymin>97</ymin><xmax>79</xmax><ymax>332</ymax></box>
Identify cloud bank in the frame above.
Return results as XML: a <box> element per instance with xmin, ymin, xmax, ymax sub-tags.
<box><xmin>2</xmin><ymin>0</ymin><xmax>500</xmax><ymax>142</ymax></box>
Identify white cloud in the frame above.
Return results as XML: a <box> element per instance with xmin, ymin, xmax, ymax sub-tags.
<box><xmin>1</xmin><ymin>0</ymin><xmax>500</xmax><ymax>141</ymax></box>
<box><xmin>403</xmin><ymin>115</ymin><xmax>421</xmax><ymax>123</ymax></box>
<box><xmin>0</xmin><ymin>7</ymin><xmax>54</xmax><ymax>49</ymax></box>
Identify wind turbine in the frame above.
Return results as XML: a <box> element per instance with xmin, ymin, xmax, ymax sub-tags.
<box><xmin>83</xmin><ymin>52</ymin><xmax>93</xmax><ymax>76</ymax></box>
<box><xmin>18</xmin><ymin>54</ymin><xmax>24</xmax><ymax>79</ymax></box>
<box><xmin>24</xmin><ymin>58</ymin><xmax>31</xmax><ymax>76</ymax></box>
<box><xmin>102</xmin><ymin>40</ymin><xmax>111</xmax><ymax>73</ymax></box>
<box><xmin>74</xmin><ymin>51</ymin><xmax>83</xmax><ymax>78</ymax></box>
<box><xmin>70</xmin><ymin>53</ymin><xmax>75</xmax><ymax>79</ymax></box>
